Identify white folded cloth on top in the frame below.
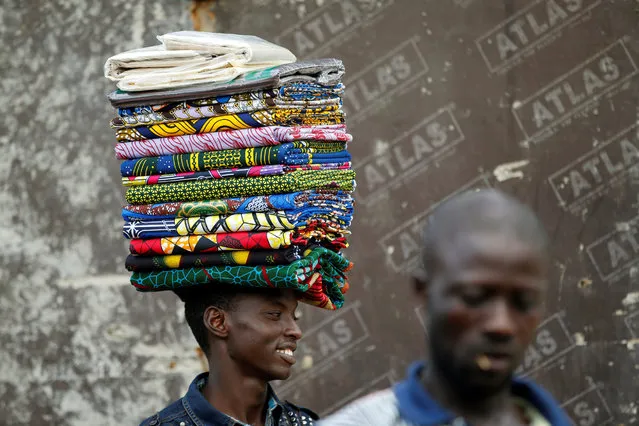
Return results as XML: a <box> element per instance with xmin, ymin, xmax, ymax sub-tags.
<box><xmin>104</xmin><ymin>31</ymin><xmax>297</xmax><ymax>92</ymax></box>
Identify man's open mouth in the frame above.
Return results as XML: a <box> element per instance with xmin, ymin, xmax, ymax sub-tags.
<box><xmin>276</xmin><ymin>348</ymin><xmax>296</xmax><ymax>365</ymax></box>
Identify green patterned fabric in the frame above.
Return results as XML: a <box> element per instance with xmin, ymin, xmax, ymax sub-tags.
<box><xmin>130</xmin><ymin>246</ymin><xmax>351</xmax><ymax>310</ymax></box>
<box><xmin>125</xmin><ymin>169</ymin><xmax>356</xmax><ymax>204</ymax></box>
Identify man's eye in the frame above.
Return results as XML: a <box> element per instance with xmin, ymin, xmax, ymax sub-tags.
<box><xmin>267</xmin><ymin>311</ymin><xmax>282</xmax><ymax>319</ymax></box>
<box><xmin>512</xmin><ymin>293</ymin><xmax>538</xmax><ymax>311</ymax></box>
<box><xmin>460</xmin><ymin>291</ymin><xmax>488</xmax><ymax>306</ymax></box>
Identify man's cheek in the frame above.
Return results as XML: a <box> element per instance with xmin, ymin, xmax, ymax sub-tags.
<box><xmin>520</xmin><ymin>311</ymin><xmax>543</xmax><ymax>342</ymax></box>
<box><xmin>445</xmin><ymin>304</ymin><xmax>482</xmax><ymax>332</ymax></box>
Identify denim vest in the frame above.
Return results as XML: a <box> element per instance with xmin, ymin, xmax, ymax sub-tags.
<box><xmin>140</xmin><ymin>373</ymin><xmax>318</xmax><ymax>426</ymax></box>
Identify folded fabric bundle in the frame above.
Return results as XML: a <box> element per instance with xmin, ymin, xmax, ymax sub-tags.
<box><xmin>122</xmin><ymin>211</ymin><xmax>350</xmax><ymax>239</ymax></box>
<box><xmin>106</xmin><ymin>34</ymin><xmax>355</xmax><ymax>311</ymax></box>
<box><xmin>123</xmin><ymin>204</ymin><xmax>352</xmax><ymax>226</ymax></box>
<box><xmin>128</xmin><ymin>229</ymin><xmax>348</xmax><ymax>257</ymax></box>
<box><xmin>115</xmin><ymin>83</ymin><xmax>343</xmax><ymax>118</ymax></box>
<box><xmin>124</xmin><ymin>212</ymin><xmax>293</xmax><ymax>239</ymax></box>
<box><xmin>125</xmin><ymin>169</ymin><xmax>356</xmax><ymax>205</ymax></box>
<box><xmin>121</xmin><ymin>163</ymin><xmax>351</xmax><ymax>187</ymax></box>
<box><xmin>105</xmin><ymin>32</ymin><xmax>296</xmax><ymax>91</ymax></box>
<box><xmin>115</xmin><ymin>105</ymin><xmax>344</xmax><ymax>142</ymax></box>
<box><xmin>114</xmin><ymin>124</ymin><xmax>352</xmax><ymax>159</ymax></box>
<box><xmin>121</xmin><ymin>190</ymin><xmax>354</xmax><ymax>220</ymax></box>
<box><xmin>124</xmin><ymin>218</ymin><xmax>349</xmax><ymax>241</ymax></box>
<box><xmin>112</xmin><ymin>83</ymin><xmax>344</xmax><ymax>128</ymax></box>
<box><xmin>108</xmin><ymin>59</ymin><xmax>345</xmax><ymax>108</ymax></box>
<box><xmin>130</xmin><ymin>246</ymin><xmax>351</xmax><ymax>310</ymax></box>
<box><xmin>125</xmin><ymin>246</ymin><xmax>302</xmax><ymax>272</ymax></box>
<box><xmin>120</xmin><ymin>141</ymin><xmax>349</xmax><ymax>176</ymax></box>
<box><xmin>130</xmin><ymin>230</ymin><xmax>298</xmax><ymax>256</ymax></box>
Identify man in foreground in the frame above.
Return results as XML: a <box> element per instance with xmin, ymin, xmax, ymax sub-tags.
<box><xmin>320</xmin><ymin>189</ymin><xmax>572</xmax><ymax>425</ymax></box>
<box><xmin>140</xmin><ymin>286</ymin><xmax>318</xmax><ymax>426</ymax></box>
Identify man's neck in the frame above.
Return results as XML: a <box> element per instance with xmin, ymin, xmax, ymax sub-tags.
<box><xmin>420</xmin><ymin>365</ymin><xmax>525</xmax><ymax>425</ymax></box>
<box><xmin>203</xmin><ymin>364</ymin><xmax>270</xmax><ymax>426</ymax></box>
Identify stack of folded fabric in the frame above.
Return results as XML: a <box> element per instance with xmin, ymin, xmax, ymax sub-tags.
<box><xmin>104</xmin><ymin>32</ymin><xmax>356</xmax><ymax>310</ymax></box>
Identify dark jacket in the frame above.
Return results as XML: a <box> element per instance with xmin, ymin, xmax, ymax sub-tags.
<box><xmin>318</xmin><ymin>361</ymin><xmax>573</xmax><ymax>425</ymax></box>
<box><xmin>140</xmin><ymin>372</ymin><xmax>318</xmax><ymax>426</ymax></box>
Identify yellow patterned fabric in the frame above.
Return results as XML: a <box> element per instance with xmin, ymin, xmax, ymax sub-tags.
<box><xmin>116</xmin><ymin>106</ymin><xmax>344</xmax><ymax>142</ymax></box>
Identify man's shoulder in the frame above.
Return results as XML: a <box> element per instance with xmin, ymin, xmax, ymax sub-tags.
<box><xmin>138</xmin><ymin>398</ymin><xmax>192</xmax><ymax>426</ymax></box>
<box><xmin>318</xmin><ymin>388</ymin><xmax>403</xmax><ymax>426</ymax></box>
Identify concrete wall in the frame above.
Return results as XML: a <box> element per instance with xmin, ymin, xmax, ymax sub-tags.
<box><xmin>1</xmin><ymin>0</ymin><xmax>638</xmax><ymax>424</ymax></box>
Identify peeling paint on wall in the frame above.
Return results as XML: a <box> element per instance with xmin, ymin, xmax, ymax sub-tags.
<box><xmin>0</xmin><ymin>1</ymin><xmax>194</xmax><ymax>425</ymax></box>
<box><xmin>191</xmin><ymin>0</ymin><xmax>218</xmax><ymax>32</ymax></box>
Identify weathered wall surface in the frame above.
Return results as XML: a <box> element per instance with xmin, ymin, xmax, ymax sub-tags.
<box><xmin>1</xmin><ymin>0</ymin><xmax>638</xmax><ymax>425</ymax></box>
<box><xmin>0</xmin><ymin>2</ymin><xmax>199</xmax><ymax>425</ymax></box>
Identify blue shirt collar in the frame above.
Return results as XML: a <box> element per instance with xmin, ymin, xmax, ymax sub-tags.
<box><xmin>184</xmin><ymin>372</ymin><xmax>282</xmax><ymax>425</ymax></box>
<box><xmin>393</xmin><ymin>361</ymin><xmax>573</xmax><ymax>425</ymax></box>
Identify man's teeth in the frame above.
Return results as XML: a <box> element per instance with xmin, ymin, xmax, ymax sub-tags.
<box><xmin>277</xmin><ymin>349</ymin><xmax>294</xmax><ymax>357</ymax></box>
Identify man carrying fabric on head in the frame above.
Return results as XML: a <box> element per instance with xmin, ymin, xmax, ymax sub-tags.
<box><xmin>319</xmin><ymin>189</ymin><xmax>572</xmax><ymax>426</ymax></box>
<box><xmin>140</xmin><ymin>285</ymin><xmax>318</xmax><ymax>426</ymax></box>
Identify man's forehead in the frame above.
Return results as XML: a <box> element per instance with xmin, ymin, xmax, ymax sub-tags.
<box><xmin>450</xmin><ymin>229</ymin><xmax>542</xmax><ymax>249</ymax></box>
<box><xmin>439</xmin><ymin>230</ymin><xmax>548</xmax><ymax>270</ymax></box>
<box><xmin>427</xmin><ymin>189</ymin><xmax>546</xmax><ymax>239</ymax></box>
<box><xmin>240</xmin><ymin>289</ymin><xmax>298</xmax><ymax>306</ymax></box>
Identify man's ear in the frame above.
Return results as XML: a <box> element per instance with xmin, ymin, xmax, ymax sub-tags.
<box><xmin>203</xmin><ymin>306</ymin><xmax>229</xmax><ymax>339</ymax></box>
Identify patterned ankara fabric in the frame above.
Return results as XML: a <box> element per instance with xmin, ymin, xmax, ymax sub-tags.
<box><xmin>125</xmin><ymin>169</ymin><xmax>356</xmax><ymax>205</ymax></box>
<box><xmin>129</xmin><ymin>230</ymin><xmax>297</xmax><ymax>256</ymax></box>
<box><xmin>123</xmin><ymin>212</ymin><xmax>296</xmax><ymax>239</ymax></box>
<box><xmin>130</xmin><ymin>246</ymin><xmax>352</xmax><ymax>310</ymax></box>
<box><xmin>114</xmin><ymin>124</ymin><xmax>352</xmax><ymax>159</ymax></box>
<box><xmin>123</xmin><ymin>213</ymin><xmax>349</xmax><ymax>240</ymax></box>
<box><xmin>105</xmin><ymin>47</ymin><xmax>355</xmax><ymax>311</ymax></box>
<box><xmin>125</xmin><ymin>247</ymin><xmax>301</xmax><ymax>272</ymax></box>
<box><xmin>121</xmin><ymin>163</ymin><xmax>351</xmax><ymax>187</ymax></box>
<box><xmin>115</xmin><ymin>106</ymin><xmax>344</xmax><ymax>142</ymax></box>
<box><xmin>119</xmin><ymin>141</ymin><xmax>349</xmax><ymax>176</ymax></box>
<box><xmin>121</xmin><ymin>190</ymin><xmax>354</xmax><ymax>220</ymax></box>
<box><xmin>111</xmin><ymin>83</ymin><xmax>344</xmax><ymax>128</ymax></box>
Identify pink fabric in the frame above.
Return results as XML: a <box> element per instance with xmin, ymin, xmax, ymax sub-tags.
<box><xmin>114</xmin><ymin>124</ymin><xmax>352</xmax><ymax>159</ymax></box>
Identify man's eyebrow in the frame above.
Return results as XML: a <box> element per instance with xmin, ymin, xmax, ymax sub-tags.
<box><xmin>262</xmin><ymin>298</ymin><xmax>287</xmax><ymax>308</ymax></box>
<box><xmin>265</xmin><ymin>298</ymin><xmax>299</xmax><ymax>311</ymax></box>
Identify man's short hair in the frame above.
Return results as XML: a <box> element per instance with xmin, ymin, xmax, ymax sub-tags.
<box><xmin>175</xmin><ymin>285</ymin><xmax>255</xmax><ymax>353</ymax></box>
<box><xmin>418</xmin><ymin>189</ymin><xmax>549</xmax><ymax>281</ymax></box>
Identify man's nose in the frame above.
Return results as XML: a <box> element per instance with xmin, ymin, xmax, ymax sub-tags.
<box><xmin>285</xmin><ymin>317</ymin><xmax>302</xmax><ymax>340</ymax></box>
<box><xmin>483</xmin><ymin>298</ymin><xmax>516</xmax><ymax>341</ymax></box>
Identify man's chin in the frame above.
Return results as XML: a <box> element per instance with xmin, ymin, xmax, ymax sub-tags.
<box><xmin>265</xmin><ymin>366</ymin><xmax>293</xmax><ymax>382</ymax></box>
<box><xmin>460</xmin><ymin>370</ymin><xmax>513</xmax><ymax>397</ymax></box>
